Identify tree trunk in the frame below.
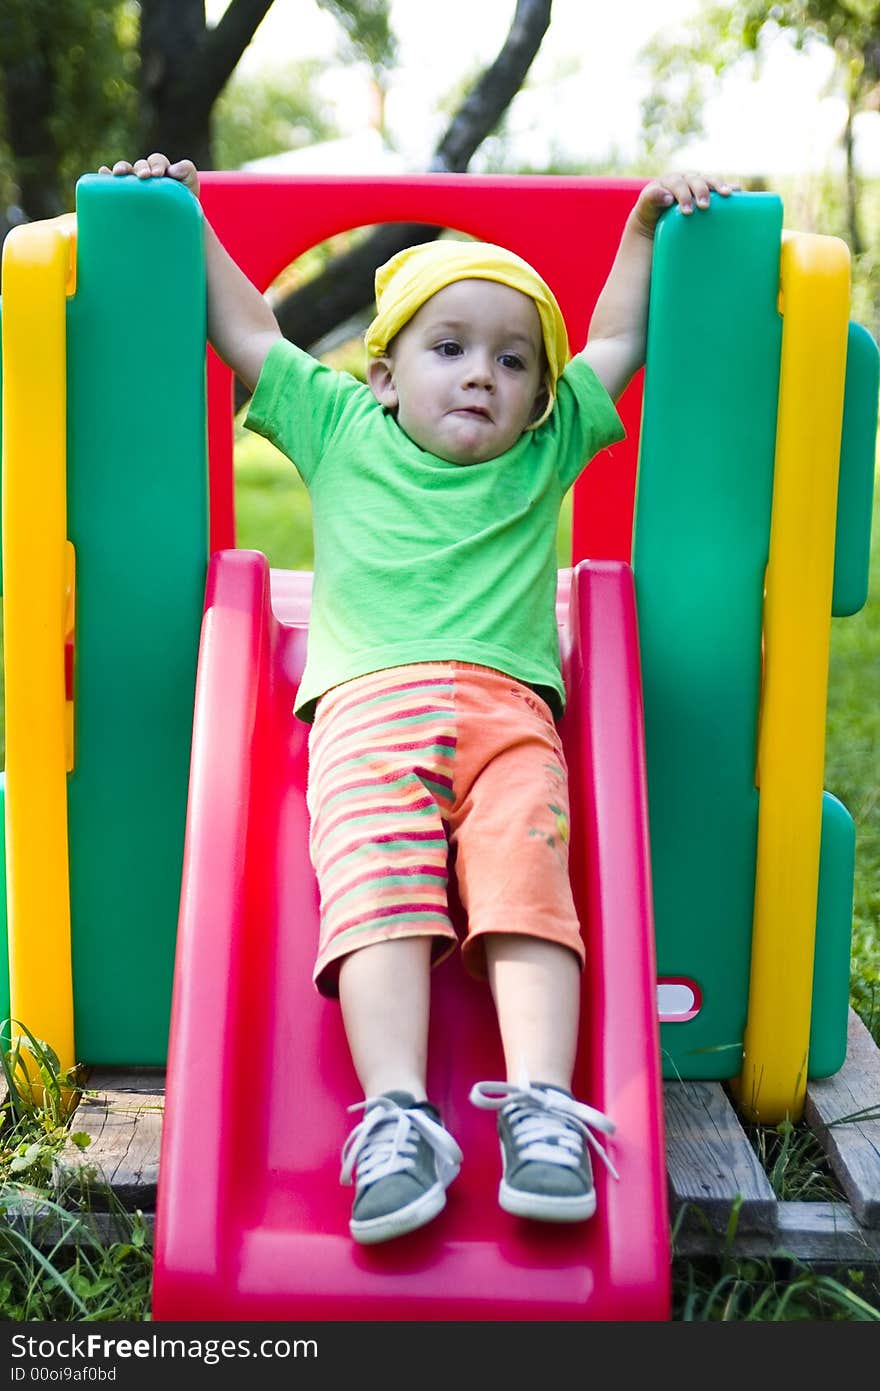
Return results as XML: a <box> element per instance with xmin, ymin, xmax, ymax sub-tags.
<box><xmin>138</xmin><ymin>0</ymin><xmax>275</xmax><ymax>167</ymax></box>
<box><xmin>2</xmin><ymin>34</ymin><xmax>66</xmax><ymax>221</ymax></box>
<box><xmin>241</xmin><ymin>0</ymin><xmax>553</xmax><ymax>410</ymax></box>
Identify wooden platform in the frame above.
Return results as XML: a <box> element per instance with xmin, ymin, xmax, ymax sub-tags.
<box><xmin>5</xmin><ymin>1010</ymin><xmax>880</xmax><ymax>1266</ymax></box>
<box><xmin>666</xmin><ymin>1010</ymin><xmax>880</xmax><ymax>1264</ymax></box>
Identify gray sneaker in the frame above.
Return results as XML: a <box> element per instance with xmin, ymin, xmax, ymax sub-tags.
<box><xmin>469</xmin><ymin>1079</ymin><xmax>617</xmax><ymax>1223</ymax></box>
<box><xmin>340</xmin><ymin>1091</ymin><xmax>462</xmax><ymax>1245</ymax></box>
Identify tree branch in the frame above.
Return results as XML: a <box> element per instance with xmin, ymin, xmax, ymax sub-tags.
<box><xmin>198</xmin><ymin>0</ymin><xmax>277</xmax><ymax>112</ymax></box>
<box><xmin>431</xmin><ymin>0</ymin><xmax>552</xmax><ymax>172</ymax></box>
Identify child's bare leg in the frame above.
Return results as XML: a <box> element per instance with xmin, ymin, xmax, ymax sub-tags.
<box><xmin>474</xmin><ymin>933</ymin><xmax>614</xmax><ymax>1223</ymax></box>
<box><xmin>338</xmin><ymin>936</ymin><xmax>432</xmax><ymax>1100</ymax></box>
<box><xmin>483</xmin><ymin>933</ymin><xmax>581</xmax><ymax>1088</ymax></box>
<box><xmin>337</xmin><ymin>936</ymin><xmax>462</xmax><ymax>1245</ymax></box>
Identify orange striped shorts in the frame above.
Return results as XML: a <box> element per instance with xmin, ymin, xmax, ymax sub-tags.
<box><xmin>306</xmin><ymin>662</ymin><xmax>584</xmax><ymax>997</ymax></box>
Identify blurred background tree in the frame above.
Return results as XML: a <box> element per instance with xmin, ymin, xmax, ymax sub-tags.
<box><xmin>0</xmin><ymin>0</ymin><xmax>553</xmax><ymax>368</ymax></box>
<box><xmin>0</xmin><ymin>0</ymin><xmax>139</xmax><ymax>232</ymax></box>
<box><xmin>0</xmin><ymin>0</ymin><xmax>395</xmax><ymax>238</ymax></box>
<box><xmin>1</xmin><ymin>1</ymin><xmax>878</xmax><ymax>372</ymax></box>
<box><xmin>212</xmin><ymin>60</ymin><xmax>339</xmax><ymax>170</ymax></box>
<box><xmin>640</xmin><ymin>1</ymin><xmax>880</xmax><ymax>253</ymax></box>
<box><xmin>137</xmin><ymin>0</ymin><xmax>394</xmax><ymax>170</ymax></box>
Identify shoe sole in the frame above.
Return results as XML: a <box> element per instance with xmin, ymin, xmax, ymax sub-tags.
<box><xmin>350</xmin><ymin>1181</ymin><xmax>448</xmax><ymax>1245</ymax></box>
<box><xmin>498</xmin><ymin>1179</ymin><xmax>596</xmax><ymax>1223</ymax></box>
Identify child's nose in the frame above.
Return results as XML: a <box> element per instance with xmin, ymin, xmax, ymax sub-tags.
<box><xmin>464</xmin><ymin>353</ymin><xmax>494</xmax><ymax>388</ymax></box>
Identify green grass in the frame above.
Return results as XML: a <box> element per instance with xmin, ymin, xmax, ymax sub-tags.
<box><xmin>0</xmin><ymin>1196</ymin><xmax>152</xmax><ymax>1322</ymax></box>
<box><xmin>1</xmin><ymin>1030</ymin><xmax>152</xmax><ymax>1320</ymax></box>
<box><xmin>670</xmin><ymin>1244</ymin><xmax>880</xmax><ymax>1321</ymax></box>
<box><xmin>825</xmin><ymin>474</ymin><xmax>880</xmax><ymax>1036</ymax></box>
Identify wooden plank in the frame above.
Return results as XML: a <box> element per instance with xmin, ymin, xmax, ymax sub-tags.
<box><xmin>675</xmin><ymin>1200</ymin><xmax>880</xmax><ymax>1265</ymax></box>
<box><xmin>805</xmin><ymin>1010</ymin><xmax>880</xmax><ymax>1228</ymax></box>
<box><xmin>53</xmin><ymin>1069</ymin><xmax>165</xmax><ymax>1211</ymax></box>
<box><xmin>664</xmin><ymin>1079</ymin><xmax>778</xmax><ymax>1234</ymax></box>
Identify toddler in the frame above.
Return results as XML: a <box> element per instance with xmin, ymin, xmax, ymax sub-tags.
<box><xmin>101</xmin><ymin>154</ymin><xmax>728</xmax><ymax>1244</ymax></box>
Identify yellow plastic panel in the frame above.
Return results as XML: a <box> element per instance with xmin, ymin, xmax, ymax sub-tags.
<box><xmin>1</xmin><ymin>215</ymin><xmax>77</xmax><ymax>1072</ymax></box>
<box><xmin>736</xmin><ymin>232</ymin><xmax>850</xmax><ymax>1123</ymax></box>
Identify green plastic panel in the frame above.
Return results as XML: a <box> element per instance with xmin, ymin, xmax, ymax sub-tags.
<box><xmin>808</xmin><ymin>792</ymin><xmax>856</xmax><ymax>1077</ymax></box>
<box><xmin>65</xmin><ymin>176</ymin><xmax>208</xmax><ymax>1063</ymax></box>
<box><xmin>633</xmin><ymin>193</ymin><xmax>784</xmax><ymax>1079</ymax></box>
<box><xmin>831</xmin><ymin>321</ymin><xmax>879</xmax><ymax>617</ymax></box>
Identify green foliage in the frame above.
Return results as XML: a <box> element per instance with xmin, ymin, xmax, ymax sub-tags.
<box><xmin>746</xmin><ymin>1116</ymin><xmax>840</xmax><ymax>1201</ymax></box>
<box><xmin>672</xmin><ymin>1249</ymin><xmax>880</xmax><ymax>1319</ymax></box>
<box><xmin>1</xmin><ymin>1022</ymin><xmax>81</xmax><ymax>1135</ymax></box>
<box><xmin>672</xmin><ymin>1197</ymin><xmax>880</xmax><ymax>1320</ymax></box>
<box><xmin>777</xmin><ymin>175</ymin><xmax>880</xmax><ymax>334</ymax></box>
<box><xmin>639</xmin><ymin>1</ymin><xmax>880</xmax><ymax>163</ymax></box>
<box><xmin>639</xmin><ymin>4</ymin><xmax>752</xmax><ymax>157</ymax></box>
<box><xmin>0</xmin><ymin>1189</ymin><xmax>152</xmax><ymax>1321</ymax></box>
<box><xmin>0</xmin><ymin>0</ymin><xmax>138</xmax><ymax>211</ymax></box>
<box><xmin>0</xmin><ymin>1017</ymin><xmax>151</xmax><ymax>1321</ymax></box>
<box><xmin>0</xmin><ymin>0</ymin><xmax>394</xmax><ymax>217</ymax></box>
<box><xmin>212</xmin><ymin>61</ymin><xmax>339</xmax><ymax>171</ymax></box>
<box><xmin>315</xmin><ymin>0</ymin><xmax>397</xmax><ymax>74</ymax></box>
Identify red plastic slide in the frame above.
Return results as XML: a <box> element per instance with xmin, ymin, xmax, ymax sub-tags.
<box><xmin>152</xmin><ymin>550</ymin><xmax>670</xmax><ymax>1320</ymax></box>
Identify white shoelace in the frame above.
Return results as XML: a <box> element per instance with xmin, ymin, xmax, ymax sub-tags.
<box><xmin>340</xmin><ymin>1095</ymin><xmax>463</xmax><ymax>1190</ymax></box>
<box><xmin>469</xmin><ymin>1079</ymin><xmax>619</xmax><ymax>1181</ymax></box>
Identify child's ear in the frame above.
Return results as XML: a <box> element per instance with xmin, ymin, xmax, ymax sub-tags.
<box><xmin>529</xmin><ymin>381</ymin><xmax>550</xmax><ymax>424</ymax></box>
<box><xmin>367</xmin><ymin>357</ymin><xmax>398</xmax><ymax>409</ymax></box>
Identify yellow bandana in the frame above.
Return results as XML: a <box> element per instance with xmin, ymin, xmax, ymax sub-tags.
<box><xmin>364</xmin><ymin>239</ymin><xmax>570</xmax><ymax>427</ymax></box>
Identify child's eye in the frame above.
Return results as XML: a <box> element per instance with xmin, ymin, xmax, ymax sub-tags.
<box><xmin>499</xmin><ymin>353</ymin><xmax>526</xmax><ymax>371</ymax></box>
<box><xmin>435</xmin><ymin>341</ymin><xmax>462</xmax><ymax>357</ymax></box>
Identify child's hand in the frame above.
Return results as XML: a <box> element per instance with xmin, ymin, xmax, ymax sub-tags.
<box><xmin>97</xmin><ymin>153</ymin><xmax>200</xmax><ymax>197</ymax></box>
<box><xmin>632</xmin><ymin>174</ymin><xmax>733</xmax><ymax>237</ymax></box>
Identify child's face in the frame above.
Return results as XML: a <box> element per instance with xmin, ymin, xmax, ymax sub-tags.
<box><xmin>367</xmin><ymin>279</ymin><xmax>547</xmax><ymax>465</ymax></box>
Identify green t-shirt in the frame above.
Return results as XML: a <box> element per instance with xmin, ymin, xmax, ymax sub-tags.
<box><xmin>246</xmin><ymin>338</ymin><xmax>625</xmax><ymax>721</ymax></box>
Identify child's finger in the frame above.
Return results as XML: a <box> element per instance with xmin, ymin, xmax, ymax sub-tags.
<box><xmin>688</xmin><ymin>174</ymin><xmax>713</xmax><ymax>208</ymax></box>
<box><xmin>634</xmin><ymin>180</ymin><xmax>674</xmax><ymax>217</ymax></box>
<box><xmin>657</xmin><ymin>172</ymin><xmax>737</xmax><ymax>215</ymax></box>
<box><xmin>168</xmin><ymin>159</ymin><xmax>199</xmax><ymax>191</ymax></box>
<box><xmin>662</xmin><ymin>172</ymin><xmax>701</xmax><ymax>212</ymax></box>
<box><xmin>686</xmin><ymin>174</ymin><xmax>733</xmax><ymax>207</ymax></box>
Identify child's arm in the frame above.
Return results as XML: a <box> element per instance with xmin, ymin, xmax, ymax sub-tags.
<box><xmin>98</xmin><ymin>153</ymin><xmax>281</xmax><ymax>392</ymax></box>
<box><xmin>581</xmin><ymin>173</ymin><xmax>732</xmax><ymax>403</ymax></box>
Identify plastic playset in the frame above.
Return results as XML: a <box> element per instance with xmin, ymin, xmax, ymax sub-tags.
<box><xmin>0</xmin><ymin>170</ymin><xmax>876</xmax><ymax>1320</ymax></box>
